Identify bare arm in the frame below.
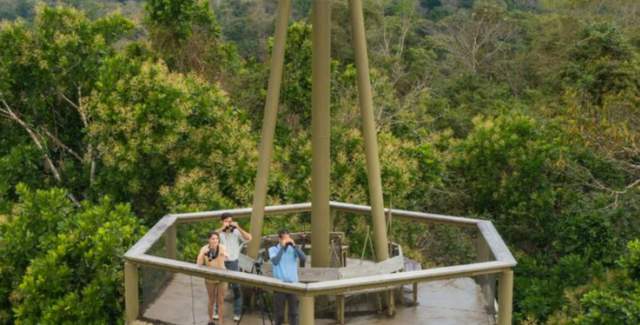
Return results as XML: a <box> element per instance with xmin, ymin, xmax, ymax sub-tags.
<box><xmin>237</xmin><ymin>226</ymin><xmax>252</xmax><ymax>241</ymax></box>
<box><xmin>232</xmin><ymin>222</ymin><xmax>252</xmax><ymax>241</ymax></box>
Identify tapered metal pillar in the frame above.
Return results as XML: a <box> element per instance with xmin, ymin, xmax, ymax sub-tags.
<box><xmin>311</xmin><ymin>0</ymin><xmax>332</xmax><ymax>268</ymax></box>
<box><xmin>248</xmin><ymin>0</ymin><xmax>292</xmax><ymax>259</ymax></box>
<box><xmin>349</xmin><ymin>0</ymin><xmax>389</xmax><ymax>261</ymax></box>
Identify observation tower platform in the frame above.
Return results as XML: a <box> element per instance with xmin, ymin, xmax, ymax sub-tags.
<box><xmin>124</xmin><ymin>0</ymin><xmax>517</xmax><ymax>323</ymax></box>
<box><xmin>124</xmin><ymin>201</ymin><xmax>515</xmax><ymax>325</ymax></box>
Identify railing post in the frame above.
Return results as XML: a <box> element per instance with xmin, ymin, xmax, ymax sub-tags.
<box><xmin>165</xmin><ymin>223</ymin><xmax>176</xmax><ymax>260</ymax></box>
<box><xmin>476</xmin><ymin>235</ymin><xmax>496</xmax><ymax>314</ymax></box>
<box><xmin>330</xmin><ymin>208</ymin><xmax>336</xmax><ymax>232</ymax></box>
<box><xmin>300</xmin><ymin>295</ymin><xmax>315</xmax><ymax>325</ymax></box>
<box><xmin>498</xmin><ymin>269</ymin><xmax>514</xmax><ymax>325</ymax></box>
<box><xmin>387</xmin><ymin>289</ymin><xmax>395</xmax><ymax>316</ymax></box>
<box><xmin>336</xmin><ymin>295</ymin><xmax>345</xmax><ymax>324</ymax></box>
<box><xmin>124</xmin><ymin>261</ymin><xmax>139</xmax><ymax>324</ymax></box>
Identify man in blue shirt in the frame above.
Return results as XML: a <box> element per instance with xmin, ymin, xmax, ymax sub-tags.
<box><xmin>268</xmin><ymin>229</ymin><xmax>306</xmax><ymax>325</ymax></box>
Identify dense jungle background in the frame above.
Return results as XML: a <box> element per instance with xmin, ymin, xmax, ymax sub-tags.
<box><xmin>1</xmin><ymin>0</ymin><xmax>640</xmax><ymax>323</ymax></box>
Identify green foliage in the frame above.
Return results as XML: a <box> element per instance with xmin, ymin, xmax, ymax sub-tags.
<box><xmin>1</xmin><ymin>1</ymin><xmax>640</xmax><ymax>324</ymax></box>
<box><xmin>145</xmin><ymin>0</ymin><xmax>213</xmax><ymax>40</ymax></box>
<box><xmin>0</xmin><ymin>143</ymin><xmax>45</xmax><ymax>213</ymax></box>
<box><xmin>620</xmin><ymin>240</ymin><xmax>640</xmax><ymax>281</ymax></box>
<box><xmin>572</xmin><ymin>290</ymin><xmax>640</xmax><ymax>325</ymax></box>
<box><xmin>452</xmin><ymin>113</ymin><xmax>568</xmax><ymax>246</ymax></box>
<box><xmin>0</xmin><ymin>185</ymin><xmax>145</xmax><ymax>324</ymax></box>
<box><xmin>451</xmin><ymin>112</ymin><xmax>638</xmax><ymax>322</ymax></box>
<box><xmin>280</xmin><ymin>21</ymin><xmax>313</xmax><ymax>128</ymax></box>
<box><xmin>214</xmin><ymin>0</ymin><xmax>274</xmax><ymax>59</ymax></box>
<box><xmin>0</xmin><ymin>1</ymin><xmax>143</xmax><ymax>21</ymax></box>
<box><xmin>427</xmin><ymin>75</ymin><xmax>515</xmax><ymax>137</ymax></box>
<box><xmin>0</xmin><ymin>4</ymin><xmax>134</xmax><ymax>201</ymax></box>
<box><xmin>1</xmin><ymin>3</ymin><xmax>254</xmax><ymax>224</ymax></box>
<box><xmin>144</xmin><ymin>0</ymin><xmax>240</xmax><ymax>84</ymax></box>
<box><xmin>87</xmin><ymin>55</ymin><xmax>256</xmax><ymax>220</ymax></box>
<box><xmin>548</xmin><ymin>239</ymin><xmax>640</xmax><ymax>324</ymax></box>
<box><xmin>562</xmin><ymin>22</ymin><xmax>640</xmax><ymax>106</ymax></box>
<box><xmin>515</xmin><ymin>252</ymin><xmax>605</xmax><ymax>322</ymax></box>
<box><xmin>1</xmin><ymin>4</ymin><xmax>134</xmax><ymax>98</ymax></box>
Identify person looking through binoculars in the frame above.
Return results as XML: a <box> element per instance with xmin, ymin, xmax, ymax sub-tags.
<box><xmin>268</xmin><ymin>229</ymin><xmax>306</xmax><ymax>325</ymax></box>
<box><xmin>213</xmin><ymin>213</ymin><xmax>252</xmax><ymax>322</ymax></box>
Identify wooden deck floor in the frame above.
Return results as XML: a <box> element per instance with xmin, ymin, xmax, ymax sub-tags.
<box><xmin>141</xmin><ymin>273</ymin><xmax>495</xmax><ymax>325</ymax></box>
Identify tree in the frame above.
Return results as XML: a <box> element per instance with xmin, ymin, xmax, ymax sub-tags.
<box><xmin>365</xmin><ymin>0</ymin><xmax>432</xmax><ymax>90</ymax></box>
<box><xmin>432</xmin><ymin>2</ymin><xmax>518</xmax><ymax>76</ymax></box>
<box><xmin>144</xmin><ymin>0</ymin><xmax>241</xmax><ymax>85</ymax></box>
<box><xmin>451</xmin><ymin>111</ymin><xmax>640</xmax><ymax>322</ymax></box>
<box><xmin>549</xmin><ymin>239</ymin><xmax>640</xmax><ymax>324</ymax></box>
<box><xmin>520</xmin><ymin>12</ymin><xmax>582</xmax><ymax>93</ymax></box>
<box><xmin>542</xmin><ymin>0</ymin><xmax>640</xmax><ymax>37</ymax></box>
<box><xmin>0</xmin><ymin>185</ymin><xmax>145</xmax><ymax>324</ymax></box>
<box><xmin>562</xmin><ymin>22</ymin><xmax>639</xmax><ymax>106</ymax></box>
<box><xmin>87</xmin><ymin>55</ymin><xmax>257</xmax><ymax>220</ymax></box>
<box><xmin>214</xmin><ymin>0</ymin><xmax>274</xmax><ymax>59</ymax></box>
<box><xmin>452</xmin><ymin>112</ymin><xmax>569</xmax><ymax>247</ymax></box>
<box><xmin>555</xmin><ymin>23</ymin><xmax>640</xmax><ymax>208</ymax></box>
<box><xmin>424</xmin><ymin>73</ymin><xmax>514</xmax><ymax>137</ymax></box>
<box><xmin>0</xmin><ymin>4</ymin><xmax>134</xmax><ymax>204</ymax></box>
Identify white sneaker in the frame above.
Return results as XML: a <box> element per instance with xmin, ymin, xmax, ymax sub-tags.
<box><xmin>233</xmin><ymin>315</ymin><xmax>240</xmax><ymax>321</ymax></box>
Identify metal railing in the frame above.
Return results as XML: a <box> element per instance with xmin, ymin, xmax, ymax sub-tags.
<box><xmin>124</xmin><ymin>201</ymin><xmax>516</xmax><ymax>324</ymax></box>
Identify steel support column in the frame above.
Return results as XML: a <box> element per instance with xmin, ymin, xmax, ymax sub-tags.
<box><xmin>311</xmin><ymin>0</ymin><xmax>332</xmax><ymax>268</ymax></box>
<box><xmin>248</xmin><ymin>0</ymin><xmax>292</xmax><ymax>258</ymax></box>
<box><xmin>349</xmin><ymin>0</ymin><xmax>389</xmax><ymax>262</ymax></box>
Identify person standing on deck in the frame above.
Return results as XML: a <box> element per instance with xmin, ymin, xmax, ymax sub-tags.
<box><xmin>269</xmin><ymin>229</ymin><xmax>306</xmax><ymax>325</ymax></box>
<box><xmin>197</xmin><ymin>231</ymin><xmax>229</xmax><ymax>325</ymax></box>
<box><xmin>215</xmin><ymin>213</ymin><xmax>252</xmax><ymax>321</ymax></box>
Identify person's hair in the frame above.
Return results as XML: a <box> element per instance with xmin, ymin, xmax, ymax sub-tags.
<box><xmin>208</xmin><ymin>231</ymin><xmax>220</xmax><ymax>240</ymax></box>
<box><xmin>278</xmin><ymin>229</ymin><xmax>289</xmax><ymax>238</ymax></box>
<box><xmin>220</xmin><ymin>213</ymin><xmax>232</xmax><ymax>222</ymax></box>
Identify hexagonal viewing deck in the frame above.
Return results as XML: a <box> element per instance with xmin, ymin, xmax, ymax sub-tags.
<box><xmin>124</xmin><ymin>202</ymin><xmax>516</xmax><ymax>325</ymax></box>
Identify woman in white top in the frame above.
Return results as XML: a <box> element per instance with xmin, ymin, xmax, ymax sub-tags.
<box><xmin>197</xmin><ymin>231</ymin><xmax>229</xmax><ymax>325</ymax></box>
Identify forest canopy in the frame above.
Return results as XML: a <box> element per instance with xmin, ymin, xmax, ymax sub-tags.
<box><xmin>1</xmin><ymin>0</ymin><xmax>639</xmax><ymax>324</ymax></box>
